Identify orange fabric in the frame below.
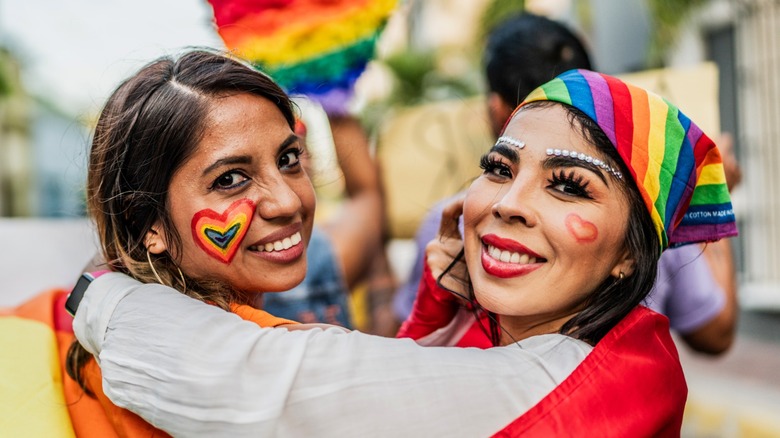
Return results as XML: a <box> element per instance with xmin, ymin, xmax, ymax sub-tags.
<box><xmin>83</xmin><ymin>360</ymin><xmax>168</xmax><ymax>437</ymax></box>
<box><xmin>5</xmin><ymin>290</ymin><xmax>119</xmax><ymax>437</ymax></box>
<box><xmin>8</xmin><ymin>289</ymin><xmax>297</xmax><ymax>437</ymax></box>
<box><xmin>230</xmin><ymin>302</ymin><xmax>299</xmax><ymax>327</ymax></box>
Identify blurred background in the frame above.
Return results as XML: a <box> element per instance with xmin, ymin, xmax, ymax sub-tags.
<box><xmin>1</xmin><ymin>0</ymin><xmax>779</xmax><ymax>436</ymax></box>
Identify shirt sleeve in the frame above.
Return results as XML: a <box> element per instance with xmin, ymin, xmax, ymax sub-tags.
<box><xmin>74</xmin><ymin>275</ymin><xmax>592</xmax><ymax>437</ymax></box>
<box><xmin>646</xmin><ymin>245</ymin><xmax>726</xmax><ymax>334</ymax></box>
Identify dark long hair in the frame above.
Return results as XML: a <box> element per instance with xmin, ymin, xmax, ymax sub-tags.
<box><xmin>67</xmin><ymin>50</ymin><xmax>296</xmax><ymax>393</ymax></box>
<box><xmin>441</xmin><ymin>100</ymin><xmax>658</xmax><ymax>346</ymax></box>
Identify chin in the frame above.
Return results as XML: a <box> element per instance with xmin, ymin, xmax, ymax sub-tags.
<box><xmin>261</xmin><ymin>268</ymin><xmax>307</xmax><ymax>292</ymax></box>
<box><xmin>260</xmin><ymin>278</ymin><xmax>305</xmax><ymax>293</ymax></box>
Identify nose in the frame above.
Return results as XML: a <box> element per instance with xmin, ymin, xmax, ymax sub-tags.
<box><xmin>491</xmin><ymin>177</ymin><xmax>538</xmax><ymax>227</ymax></box>
<box><xmin>254</xmin><ymin>176</ymin><xmax>302</xmax><ymax>221</ymax></box>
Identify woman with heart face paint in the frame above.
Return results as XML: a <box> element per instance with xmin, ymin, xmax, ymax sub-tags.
<box><xmin>57</xmin><ymin>50</ymin><xmax>319</xmax><ymax>436</ymax></box>
<box><xmin>72</xmin><ymin>70</ymin><xmax>737</xmax><ymax>436</ymax></box>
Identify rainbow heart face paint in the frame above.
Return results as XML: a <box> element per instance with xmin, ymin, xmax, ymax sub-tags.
<box><xmin>192</xmin><ymin>199</ymin><xmax>256</xmax><ymax>263</ymax></box>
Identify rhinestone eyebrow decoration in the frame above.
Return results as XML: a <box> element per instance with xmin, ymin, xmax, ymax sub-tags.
<box><xmin>496</xmin><ymin>136</ymin><xmax>525</xmax><ymax>149</ymax></box>
<box><xmin>546</xmin><ymin>148</ymin><xmax>623</xmax><ymax>179</ymax></box>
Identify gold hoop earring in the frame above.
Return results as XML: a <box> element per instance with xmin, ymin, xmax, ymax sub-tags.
<box><xmin>619</xmin><ymin>271</ymin><xmax>625</xmax><ymax>280</ymax></box>
<box><xmin>146</xmin><ymin>249</ymin><xmax>187</xmax><ymax>293</ymax></box>
<box><xmin>146</xmin><ymin>249</ymin><xmax>165</xmax><ymax>285</ymax></box>
<box><xmin>176</xmin><ymin>265</ymin><xmax>187</xmax><ymax>294</ymax></box>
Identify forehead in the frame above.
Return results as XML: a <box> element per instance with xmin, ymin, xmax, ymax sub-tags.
<box><xmin>205</xmin><ymin>93</ymin><xmax>289</xmax><ymax>136</ymax></box>
<box><xmin>502</xmin><ymin>105</ymin><xmax>595</xmax><ymax>154</ymax></box>
<box><xmin>194</xmin><ymin>93</ymin><xmax>293</xmax><ymax>158</ymax></box>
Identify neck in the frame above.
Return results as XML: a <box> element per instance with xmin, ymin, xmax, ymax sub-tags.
<box><xmin>497</xmin><ymin>311</ymin><xmax>580</xmax><ymax>346</ymax></box>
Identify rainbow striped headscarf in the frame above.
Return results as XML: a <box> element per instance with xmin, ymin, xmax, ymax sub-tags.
<box><xmin>208</xmin><ymin>0</ymin><xmax>397</xmax><ymax>115</ymax></box>
<box><xmin>520</xmin><ymin>69</ymin><xmax>737</xmax><ymax>252</ymax></box>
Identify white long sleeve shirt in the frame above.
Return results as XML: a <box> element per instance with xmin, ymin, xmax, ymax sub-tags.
<box><xmin>73</xmin><ymin>274</ymin><xmax>592</xmax><ymax>437</ymax></box>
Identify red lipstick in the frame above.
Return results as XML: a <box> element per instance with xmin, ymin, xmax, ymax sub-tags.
<box><xmin>480</xmin><ymin>234</ymin><xmax>544</xmax><ymax>279</ymax></box>
<box><xmin>482</xmin><ymin>234</ymin><xmax>544</xmax><ymax>258</ymax></box>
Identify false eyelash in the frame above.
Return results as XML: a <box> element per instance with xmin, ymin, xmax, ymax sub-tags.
<box><xmin>479</xmin><ymin>155</ymin><xmax>512</xmax><ymax>177</ymax></box>
<box><xmin>479</xmin><ymin>154</ymin><xmax>498</xmax><ymax>170</ymax></box>
<box><xmin>549</xmin><ymin>169</ymin><xmax>592</xmax><ymax>198</ymax></box>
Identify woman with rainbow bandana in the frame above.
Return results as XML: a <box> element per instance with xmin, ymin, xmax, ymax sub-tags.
<box><xmin>72</xmin><ymin>69</ymin><xmax>737</xmax><ymax>437</ymax></box>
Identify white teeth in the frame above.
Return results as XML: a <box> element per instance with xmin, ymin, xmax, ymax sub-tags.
<box><xmin>519</xmin><ymin>254</ymin><xmax>529</xmax><ymax>264</ymax></box>
<box><xmin>487</xmin><ymin>245</ymin><xmax>539</xmax><ymax>265</ymax></box>
<box><xmin>252</xmin><ymin>232</ymin><xmax>302</xmax><ymax>253</ymax></box>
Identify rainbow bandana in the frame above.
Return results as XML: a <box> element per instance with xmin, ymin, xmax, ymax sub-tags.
<box><xmin>208</xmin><ymin>0</ymin><xmax>397</xmax><ymax>115</ymax></box>
<box><xmin>520</xmin><ymin>69</ymin><xmax>737</xmax><ymax>252</ymax></box>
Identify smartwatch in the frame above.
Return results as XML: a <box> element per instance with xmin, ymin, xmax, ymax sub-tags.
<box><xmin>65</xmin><ymin>271</ymin><xmax>109</xmax><ymax>317</ymax></box>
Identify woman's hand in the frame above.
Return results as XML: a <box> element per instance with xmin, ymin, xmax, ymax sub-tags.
<box><xmin>396</xmin><ymin>195</ymin><xmax>470</xmax><ymax>340</ymax></box>
<box><xmin>425</xmin><ymin>195</ymin><xmax>470</xmax><ymax>303</ymax></box>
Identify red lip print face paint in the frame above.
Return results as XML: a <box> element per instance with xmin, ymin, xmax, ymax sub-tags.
<box><xmin>191</xmin><ymin>199</ymin><xmax>256</xmax><ymax>263</ymax></box>
<box><xmin>565</xmin><ymin>213</ymin><xmax>598</xmax><ymax>243</ymax></box>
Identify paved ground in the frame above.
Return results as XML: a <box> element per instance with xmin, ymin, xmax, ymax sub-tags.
<box><xmin>678</xmin><ymin>310</ymin><xmax>780</xmax><ymax>437</ymax></box>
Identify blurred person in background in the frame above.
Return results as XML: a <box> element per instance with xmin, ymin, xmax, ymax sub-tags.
<box><xmin>395</xmin><ymin>12</ymin><xmax>741</xmax><ymax>355</ymax></box>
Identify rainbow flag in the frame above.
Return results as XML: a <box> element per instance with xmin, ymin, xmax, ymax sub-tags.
<box><xmin>208</xmin><ymin>0</ymin><xmax>397</xmax><ymax>115</ymax></box>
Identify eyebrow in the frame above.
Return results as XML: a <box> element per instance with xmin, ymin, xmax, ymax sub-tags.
<box><xmin>490</xmin><ymin>143</ymin><xmax>520</xmax><ymax>164</ymax></box>
<box><xmin>201</xmin><ymin>133</ymin><xmax>300</xmax><ymax>177</ymax></box>
<box><xmin>276</xmin><ymin>133</ymin><xmax>300</xmax><ymax>155</ymax></box>
<box><xmin>543</xmin><ymin>155</ymin><xmax>610</xmax><ymax>185</ymax></box>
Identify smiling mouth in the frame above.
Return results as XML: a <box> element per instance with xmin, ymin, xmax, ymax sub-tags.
<box><xmin>248</xmin><ymin>232</ymin><xmax>302</xmax><ymax>252</ymax></box>
<box><xmin>485</xmin><ymin>244</ymin><xmax>547</xmax><ymax>264</ymax></box>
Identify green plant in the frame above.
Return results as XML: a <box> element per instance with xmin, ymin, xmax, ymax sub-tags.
<box><xmin>0</xmin><ymin>52</ymin><xmax>13</xmax><ymax>97</ymax></box>
<box><xmin>647</xmin><ymin>0</ymin><xmax>708</xmax><ymax>67</ymax></box>
<box><xmin>359</xmin><ymin>49</ymin><xmax>480</xmax><ymax>134</ymax></box>
<box><xmin>478</xmin><ymin>0</ymin><xmax>526</xmax><ymax>40</ymax></box>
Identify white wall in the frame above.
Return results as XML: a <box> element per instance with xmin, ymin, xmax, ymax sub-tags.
<box><xmin>0</xmin><ymin>218</ymin><xmax>99</xmax><ymax>307</ymax></box>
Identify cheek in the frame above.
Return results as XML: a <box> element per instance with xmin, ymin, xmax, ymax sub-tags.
<box><xmin>463</xmin><ymin>181</ymin><xmax>495</xmax><ymax>225</ymax></box>
<box><xmin>190</xmin><ymin>198</ymin><xmax>256</xmax><ymax>264</ymax></box>
<box><xmin>564</xmin><ymin>213</ymin><xmax>599</xmax><ymax>243</ymax></box>
<box><xmin>297</xmin><ymin>179</ymin><xmax>316</xmax><ymax>216</ymax></box>
<box><xmin>462</xmin><ymin>193</ymin><xmax>486</xmax><ymax>247</ymax></box>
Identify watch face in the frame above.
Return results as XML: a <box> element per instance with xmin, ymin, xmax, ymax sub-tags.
<box><xmin>65</xmin><ymin>273</ymin><xmax>94</xmax><ymax>317</ymax></box>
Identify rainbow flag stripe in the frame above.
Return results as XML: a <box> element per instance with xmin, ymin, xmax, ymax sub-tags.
<box><xmin>208</xmin><ymin>0</ymin><xmax>397</xmax><ymax>115</ymax></box>
<box><xmin>521</xmin><ymin>69</ymin><xmax>737</xmax><ymax>252</ymax></box>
